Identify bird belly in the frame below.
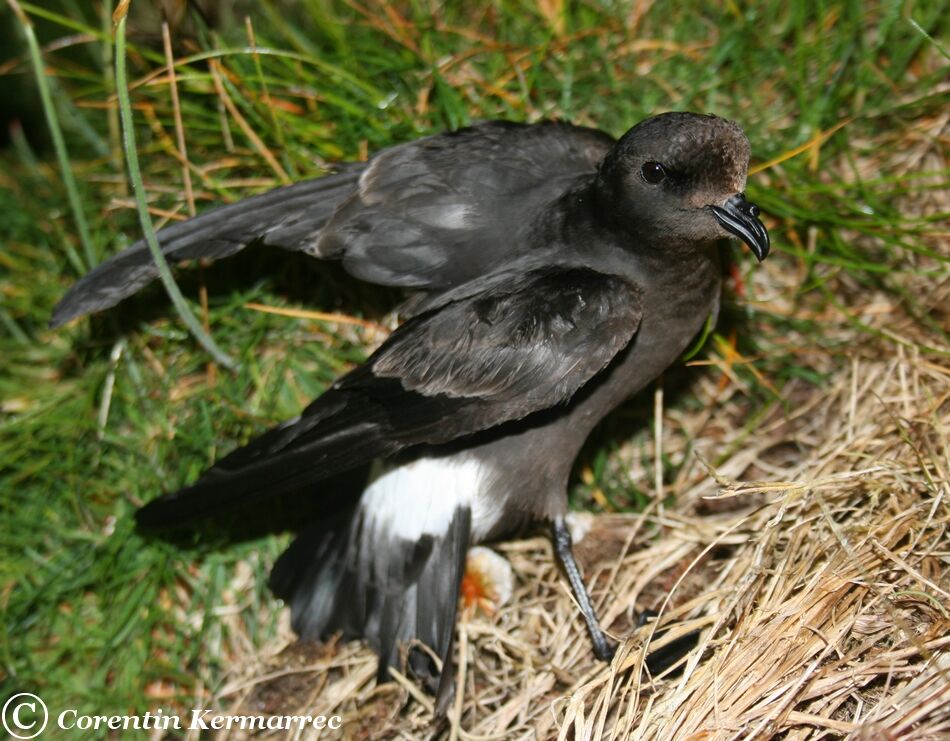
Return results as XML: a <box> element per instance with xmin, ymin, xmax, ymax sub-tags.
<box><xmin>360</xmin><ymin>455</ymin><xmax>500</xmax><ymax>542</ymax></box>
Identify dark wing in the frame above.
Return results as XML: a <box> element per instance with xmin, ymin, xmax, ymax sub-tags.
<box><xmin>318</xmin><ymin>121</ymin><xmax>614</xmax><ymax>287</ymax></box>
<box><xmin>51</xmin><ymin>121</ymin><xmax>613</xmax><ymax>326</ymax></box>
<box><xmin>49</xmin><ymin>166</ymin><xmax>366</xmax><ymax>327</ymax></box>
<box><xmin>136</xmin><ymin>265</ymin><xmax>642</xmax><ymax>528</ymax></box>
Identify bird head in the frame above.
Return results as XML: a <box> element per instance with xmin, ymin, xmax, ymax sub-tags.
<box><xmin>598</xmin><ymin>112</ymin><xmax>770</xmax><ymax>261</ymax></box>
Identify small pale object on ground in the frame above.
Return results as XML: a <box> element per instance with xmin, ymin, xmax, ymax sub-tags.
<box><xmin>462</xmin><ymin>546</ymin><xmax>514</xmax><ymax>614</ymax></box>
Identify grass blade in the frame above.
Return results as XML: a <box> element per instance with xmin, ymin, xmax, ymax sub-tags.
<box><xmin>113</xmin><ymin>2</ymin><xmax>238</xmax><ymax>370</ymax></box>
<box><xmin>9</xmin><ymin>0</ymin><xmax>97</xmax><ymax>271</ymax></box>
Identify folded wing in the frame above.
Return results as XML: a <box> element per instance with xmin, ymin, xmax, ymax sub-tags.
<box><xmin>136</xmin><ymin>265</ymin><xmax>642</xmax><ymax>528</ymax></box>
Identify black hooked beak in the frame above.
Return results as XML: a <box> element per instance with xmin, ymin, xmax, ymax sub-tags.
<box><xmin>711</xmin><ymin>193</ymin><xmax>770</xmax><ymax>261</ymax></box>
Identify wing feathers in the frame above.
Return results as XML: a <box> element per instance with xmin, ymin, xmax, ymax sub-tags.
<box><xmin>136</xmin><ymin>267</ymin><xmax>641</xmax><ymax>529</ymax></box>
<box><xmin>52</xmin><ymin>121</ymin><xmax>616</xmax><ymax>326</ymax></box>
<box><xmin>367</xmin><ymin>267</ymin><xmax>642</xmax><ymax>404</ymax></box>
<box><xmin>50</xmin><ymin>166</ymin><xmax>365</xmax><ymax>327</ymax></box>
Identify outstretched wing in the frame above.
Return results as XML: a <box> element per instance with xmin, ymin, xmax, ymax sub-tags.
<box><xmin>136</xmin><ymin>265</ymin><xmax>642</xmax><ymax>528</ymax></box>
<box><xmin>52</xmin><ymin>121</ymin><xmax>613</xmax><ymax>326</ymax></box>
<box><xmin>49</xmin><ymin>166</ymin><xmax>367</xmax><ymax>327</ymax></box>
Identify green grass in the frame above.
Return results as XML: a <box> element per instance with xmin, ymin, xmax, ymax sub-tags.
<box><xmin>2</xmin><ymin>0</ymin><xmax>948</xmax><ymax>729</ymax></box>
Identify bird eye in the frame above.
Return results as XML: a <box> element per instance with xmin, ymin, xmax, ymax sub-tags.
<box><xmin>640</xmin><ymin>161</ymin><xmax>666</xmax><ymax>184</ymax></box>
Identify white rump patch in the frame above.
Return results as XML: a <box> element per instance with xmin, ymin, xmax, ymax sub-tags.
<box><xmin>361</xmin><ymin>456</ymin><xmax>497</xmax><ymax>540</ymax></box>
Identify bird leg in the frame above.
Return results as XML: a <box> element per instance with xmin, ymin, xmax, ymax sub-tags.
<box><xmin>552</xmin><ymin>517</ymin><xmax>615</xmax><ymax>661</ymax></box>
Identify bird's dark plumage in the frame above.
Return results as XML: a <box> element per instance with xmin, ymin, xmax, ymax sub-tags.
<box><xmin>135</xmin><ymin>266</ymin><xmax>643</xmax><ymax>526</ymax></box>
<box><xmin>50</xmin><ymin>121</ymin><xmax>613</xmax><ymax>327</ymax></box>
<box><xmin>54</xmin><ymin>112</ymin><xmax>770</xmax><ymax>710</ymax></box>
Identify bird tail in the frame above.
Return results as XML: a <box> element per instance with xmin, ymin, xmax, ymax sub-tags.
<box><xmin>269</xmin><ymin>503</ymin><xmax>471</xmax><ymax>714</ymax></box>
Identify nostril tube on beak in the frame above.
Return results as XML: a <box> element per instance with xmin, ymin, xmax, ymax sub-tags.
<box><xmin>711</xmin><ymin>193</ymin><xmax>770</xmax><ymax>261</ymax></box>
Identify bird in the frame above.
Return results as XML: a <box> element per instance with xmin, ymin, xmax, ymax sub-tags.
<box><xmin>52</xmin><ymin>112</ymin><xmax>770</xmax><ymax>712</ymax></box>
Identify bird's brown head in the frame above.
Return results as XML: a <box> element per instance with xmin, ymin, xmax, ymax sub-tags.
<box><xmin>598</xmin><ymin>112</ymin><xmax>769</xmax><ymax>261</ymax></box>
